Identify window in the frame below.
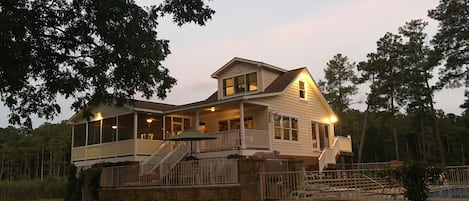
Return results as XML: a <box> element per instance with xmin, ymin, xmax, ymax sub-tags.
<box><xmin>87</xmin><ymin>121</ymin><xmax>100</xmax><ymax>145</ymax></box>
<box><xmin>299</xmin><ymin>80</ymin><xmax>305</xmax><ymax>99</ymax></box>
<box><xmin>223</xmin><ymin>72</ymin><xmax>257</xmax><ymax>96</ymax></box>
<box><xmin>274</xmin><ymin>114</ymin><xmax>298</xmax><ymax>141</ymax></box>
<box><xmin>118</xmin><ymin>114</ymin><xmax>134</xmax><ymax>141</ymax></box>
<box><xmin>247</xmin><ymin>72</ymin><xmax>258</xmax><ymax>91</ymax></box>
<box><xmin>235</xmin><ymin>75</ymin><xmax>245</xmax><ymax>93</ymax></box>
<box><xmin>224</xmin><ymin>78</ymin><xmax>234</xmax><ymax>96</ymax></box>
<box><xmin>102</xmin><ymin>118</ymin><xmax>117</xmax><ymax>143</ymax></box>
<box><xmin>73</xmin><ymin>123</ymin><xmax>86</xmax><ymax>147</ymax></box>
<box><xmin>311</xmin><ymin>122</ymin><xmax>318</xmax><ymax>148</ymax></box>
<box><xmin>219</xmin><ymin>117</ymin><xmax>254</xmax><ymax>131</ymax></box>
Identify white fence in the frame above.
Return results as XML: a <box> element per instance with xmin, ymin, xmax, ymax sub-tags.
<box><xmin>101</xmin><ymin>158</ymin><xmax>239</xmax><ymax>187</ymax></box>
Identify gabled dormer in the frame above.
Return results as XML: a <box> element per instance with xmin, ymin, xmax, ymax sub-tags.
<box><xmin>211</xmin><ymin>57</ymin><xmax>287</xmax><ymax>100</ymax></box>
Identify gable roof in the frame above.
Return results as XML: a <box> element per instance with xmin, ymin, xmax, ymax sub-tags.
<box><xmin>264</xmin><ymin>67</ymin><xmax>305</xmax><ymax>93</ymax></box>
<box><xmin>211</xmin><ymin>57</ymin><xmax>287</xmax><ymax>78</ymax></box>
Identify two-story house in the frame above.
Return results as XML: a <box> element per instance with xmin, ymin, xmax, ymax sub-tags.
<box><xmin>68</xmin><ymin>57</ymin><xmax>352</xmax><ymax>172</ymax></box>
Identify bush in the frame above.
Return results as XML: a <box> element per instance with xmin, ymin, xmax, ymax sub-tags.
<box><xmin>0</xmin><ymin>176</ymin><xmax>66</xmax><ymax>201</ymax></box>
<box><xmin>395</xmin><ymin>162</ymin><xmax>443</xmax><ymax>201</ymax></box>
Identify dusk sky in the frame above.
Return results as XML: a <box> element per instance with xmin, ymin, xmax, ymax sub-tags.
<box><xmin>0</xmin><ymin>0</ymin><xmax>465</xmax><ymax>128</ymax></box>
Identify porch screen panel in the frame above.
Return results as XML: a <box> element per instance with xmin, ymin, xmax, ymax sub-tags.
<box><xmin>102</xmin><ymin>118</ymin><xmax>117</xmax><ymax>143</ymax></box>
<box><xmin>137</xmin><ymin>114</ymin><xmax>162</xmax><ymax>140</ymax></box>
<box><xmin>73</xmin><ymin>123</ymin><xmax>86</xmax><ymax>147</ymax></box>
<box><xmin>88</xmin><ymin>121</ymin><xmax>100</xmax><ymax>145</ymax></box>
<box><xmin>118</xmin><ymin>114</ymin><xmax>134</xmax><ymax>141</ymax></box>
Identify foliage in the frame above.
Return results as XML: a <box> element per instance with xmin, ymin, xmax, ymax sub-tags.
<box><xmin>0</xmin><ymin>122</ymin><xmax>71</xmax><ymax>181</ymax></box>
<box><xmin>0</xmin><ymin>0</ymin><xmax>215</xmax><ymax>128</ymax></box>
<box><xmin>428</xmin><ymin>0</ymin><xmax>469</xmax><ymax>89</ymax></box>
<box><xmin>318</xmin><ymin>53</ymin><xmax>358</xmax><ymax>136</ymax></box>
<box><xmin>64</xmin><ymin>164</ymin><xmax>83</xmax><ymax>201</ymax></box>
<box><xmin>0</xmin><ymin>176</ymin><xmax>66</xmax><ymax>201</ymax></box>
<box><xmin>394</xmin><ymin>162</ymin><xmax>443</xmax><ymax>201</ymax></box>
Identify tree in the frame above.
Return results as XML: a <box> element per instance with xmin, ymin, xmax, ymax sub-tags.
<box><xmin>0</xmin><ymin>0</ymin><xmax>215</xmax><ymax>128</ymax></box>
<box><xmin>318</xmin><ymin>53</ymin><xmax>358</xmax><ymax>136</ymax></box>
<box><xmin>358</xmin><ymin>32</ymin><xmax>405</xmax><ymax>160</ymax></box>
<box><xmin>428</xmin><ymin>0</ymin><xmax>469</xmax><ymax>90</ymax></box>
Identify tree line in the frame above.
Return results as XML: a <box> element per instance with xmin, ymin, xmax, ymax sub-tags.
<box><xmin>0</xmin><ymin>122</ymin><xmax>70</xmax><ymax>181</ymax></box>
<box><xmin>319</xmin><ymin>0</ymin><xmax>468</xmax><ymax>165</ymax></box>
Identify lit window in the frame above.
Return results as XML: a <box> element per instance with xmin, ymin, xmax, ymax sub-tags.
<box><xmin>299</xmin><ymin>80</ymin><xmax>305</xmax><ymax>99</ymax></box>
<box><xmin>224</xmin><ymin>78</ymin><xmax>234</xmax><ymax>96</ymax></box>
<box><xmin>247</xmin><ymin>72</ymin><xmax>258</xmax><ymax>91</ymax></box>
<box><xmin>235</xmin><ymin>75</ymin><xmax>245</xmax><ymax>94</ymax></box>
<box><xmin>273</xmin><ymin>114</ymin><xmax>298</xmax><ymax>141</ymax></box>
<box><xmin>223</xmin><ymin>72</ymin><xmax>257</xmax><ymax>96</ymax></box>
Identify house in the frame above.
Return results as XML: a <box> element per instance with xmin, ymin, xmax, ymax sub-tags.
<box><xmin>68</xmin><ymin>57</ymin><xmax>352</xmax><ymax>172</ymax></box>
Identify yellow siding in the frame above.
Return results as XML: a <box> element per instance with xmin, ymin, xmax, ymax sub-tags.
<box><xmin>71</xmin><ymin>140</ymin><xmax>135</xmax><ymax>161</ymax></box>
<box><xmin>260</xmin><ymin>74</ymin><xmax>333</xmax><ymax>157</ymax></box>
<box><xmin>137</xmin><ymin>140</ymin><xmax>163</xmax><ymax>154</ymax></box>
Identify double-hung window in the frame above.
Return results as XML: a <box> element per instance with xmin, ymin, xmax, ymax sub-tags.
<box><xmin>274</xmin><ymin>114</ymin><xmax>298</xmax><ymax>141</ymax></box>
<box><xmin>299</xmin><ymin>80</ymin><xmax>306</xmax><ymax>99</ymax></box>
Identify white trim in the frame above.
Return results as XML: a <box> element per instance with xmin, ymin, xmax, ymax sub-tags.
<box><xmin>211</xmin><ymin>57</ymin><xmax>286</xmax><ymax>78</ymax></box>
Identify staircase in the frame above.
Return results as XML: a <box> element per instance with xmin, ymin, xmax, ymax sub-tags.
<box><xmin>140</xmin><ymin>141</ymin><xmax>189</xmax><ymax>178</ymax></box>
<box><xmin>318</xmin><ymin>136</ymin><xmax>352</xmax><ymax>172</ymax></box>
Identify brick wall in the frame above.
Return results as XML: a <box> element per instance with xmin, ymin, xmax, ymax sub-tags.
<box><xmin>97</xmin><ymin>158</ymin><xmax>304</xmax><ymax>201</ymax></box>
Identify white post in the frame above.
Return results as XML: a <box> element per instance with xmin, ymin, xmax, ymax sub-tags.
<box><xmin>195</xmin><ymin>111</ymin><xmax>200</xmax><ymax>153</ymax></box>
<box><xmin>134</xmin><ymin>112</ymin><xmax>138</xmax><ymax>158</ymax></box>
<box><xmin>240</xmin><ymin>101</ymin><xmax>246</xmax><ymax>149</ymax></box>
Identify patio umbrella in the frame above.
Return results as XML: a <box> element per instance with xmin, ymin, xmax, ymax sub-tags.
<box><xmin>165</xmin><ymin>129</ymin><xmax>217</xmax><ymax>157</ymax></box>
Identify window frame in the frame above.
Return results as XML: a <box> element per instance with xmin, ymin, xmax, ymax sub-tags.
<box><xmin>299</xmin><ymin>80</ymin><xmax>306</xmax><ymax>99</ymax></box>
<box><xmin>223</xmin><ymin>72</ymin><xmax>258</xmax><ymax>96</ymax></box>
<box><xmin>273</xmin><ymin>114</ymin><xmax>299</xmax><ymax>141</ymax></box>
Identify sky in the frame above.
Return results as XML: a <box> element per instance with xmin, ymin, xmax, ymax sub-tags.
<box><xmin>0</xmin><ymin>0</ymin><xmax>466</xmax><ymax>128</ymax></box>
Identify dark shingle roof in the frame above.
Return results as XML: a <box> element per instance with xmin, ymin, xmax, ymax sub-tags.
<box><xmin>264</xmin><ymin>67</ymin><xmax>305</xmax><ymax>93</ymax></box>
<box><xmin>132</xmin><ymin>100</ymin><xmax>178</xmax><ymax>111</ymax></box>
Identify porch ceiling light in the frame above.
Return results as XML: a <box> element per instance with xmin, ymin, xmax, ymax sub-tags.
<box><xmin>111</xmin><ymin>125</ymin><xmax>117</xmax><ymax>129</ymax></box>
<box><xmin>210</xmin><ymin>107</ymin><xmax>215</xmax><ymax>112</ymax></box>
<box><xmin>146</xmin><ymin>118</ymin><xmax>153</xmax><ymax>123</ymax></box>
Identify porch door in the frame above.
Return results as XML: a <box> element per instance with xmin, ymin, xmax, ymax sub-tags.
<box><xmin>319</xmin><ymin>123</ymin><xmax>329</xmax><ymax>150</ymax></box>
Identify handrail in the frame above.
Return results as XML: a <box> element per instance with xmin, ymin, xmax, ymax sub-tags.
<box><xmin>158</xmin><ymin>142</ymin><xmax>189</xmax><ymax>177</ymax></box>
<box><xmin>353</xmin><ymin>173</ymin><xmax>385</xmax><ymax>194</ymax></box>
<box><xmin>140</xmin><ymin>141</ymin><xmax>173</xmax><ymax>174</ymax></box>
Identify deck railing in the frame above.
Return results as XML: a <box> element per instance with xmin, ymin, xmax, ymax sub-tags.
<box><xmin>101</xmin><ymin>158</ymin><xmax>239</xmax><ymax>187</ymax></box>
<box><xmin>318</xmin><ymin>136</ymin><xmax>352</xmax><ymax>172</ymax></box>
<box><xmin>200</xmin><ymin>129</ymin><xmax>268</xmax><ymax>152</ymax></box>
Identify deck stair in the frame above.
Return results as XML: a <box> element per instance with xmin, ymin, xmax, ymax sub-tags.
<box><xmin>139</xmin><ymin>141</ymin><xmax>189</xmax><ymax>183</ymax></box>
<box><xmin>318</xmin><ymin>136</ymin><xmax>352</xmax><ymax>172</ymax></box>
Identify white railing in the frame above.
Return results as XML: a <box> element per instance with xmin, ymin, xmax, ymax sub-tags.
<box><xmin>445</xmin><ymin>166</ymin><xmax>469</xmax><ymax>185</ymax></box>
<box><xmin>101</xmin><ymin>158</ymin><xmax>239</xmax><ymax>187</ymax></box>
<box><xmin>140</xmin><ymin>141</ymin><xmax>174</xmax><ymax>173</ymax></box>
<box><xmin>200</xmin><ymin>129</ymin><xmax>269</xmax><ymax>152</ymax></box>
<box><xmin>157</xmin><ymin>142</ymin><xmax>190</xmax><ymax>178</ymax></box>
<box><xmin>318</xmin><ymin>136</ymin><xmax>353</xmax><ymax>172</ymax></box>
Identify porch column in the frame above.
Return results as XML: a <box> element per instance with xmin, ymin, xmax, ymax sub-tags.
<box><xmin>134</xmin><ymin>112</ymin><xmax>138</xmax><ymax>157</ymax></box>
<box><xmin>195</xmin><ymin>111</ymin><xmax>200</xmax><ymax>153</ymax></box>
<box><xmin>240</xmin><ymin>101</ymin><xmax>246</xmax><ymax>149</ymax></box>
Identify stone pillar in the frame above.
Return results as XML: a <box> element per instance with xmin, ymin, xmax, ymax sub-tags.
<box><xmin>239</xmin><ymin>158</ymin><xmax>264</xmax><ymax>201</ymax></box>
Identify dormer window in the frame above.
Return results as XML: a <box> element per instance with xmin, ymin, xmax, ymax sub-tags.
<box><xmin>299</xmin><ymin>80</ymin><xmax>305</xmax><ymax>99</ymax></box>
<box><xmin>223</xmin><ymin>72</ymin><xmax>258</xmax><ymax>96</ymax></box>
